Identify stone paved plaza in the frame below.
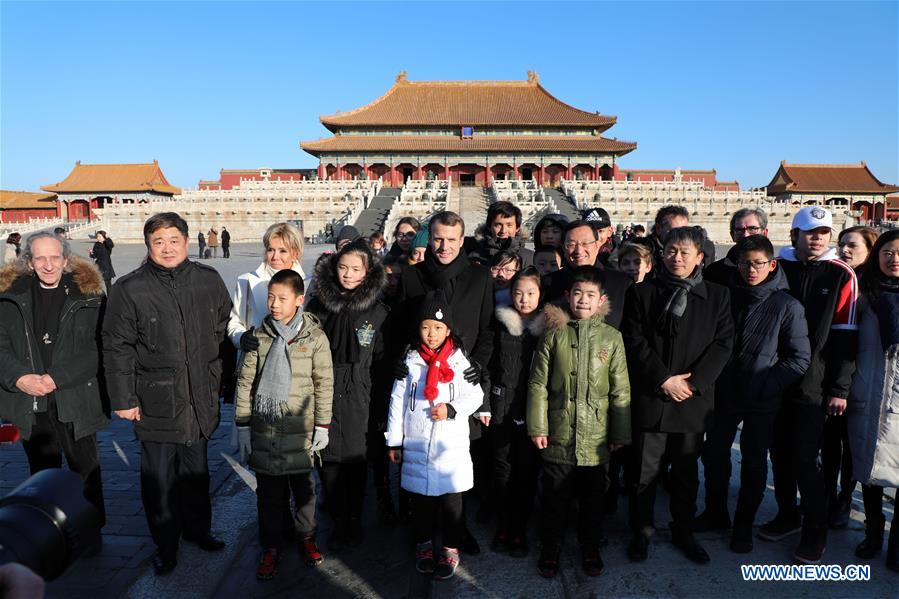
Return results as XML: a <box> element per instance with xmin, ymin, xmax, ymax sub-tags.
<box><xmin>0</xmin><ymin>239</ymin><xmax>895</xmax><ymax>598</ymax></box>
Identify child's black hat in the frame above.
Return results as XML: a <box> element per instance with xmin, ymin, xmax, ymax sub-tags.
<box><xmin>418</xmin><ymin>291</ymin><xmax>454</xmax><ymax>330</ymax></box>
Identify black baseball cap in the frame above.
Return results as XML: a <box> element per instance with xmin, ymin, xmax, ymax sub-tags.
<box><xmin>581</xmin><ymin>207</ymin><xmax>612</xmax><ymax>229</ymax></box>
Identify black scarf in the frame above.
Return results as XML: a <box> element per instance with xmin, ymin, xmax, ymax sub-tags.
<box><xmin>423</xmin><ymin>247</ymin><xmax>470</xmax><ymax>291</ymax></box>
<box><xmin>323</xmin><ymin>307</ymin><xmax>360</xmax><ymax>365</ymax></box>
<box><xmin>874</xmin><ymin>274</ymin><xmax>899</xmax><ymax>351</ymax></box>
<box><xmin>656</xmin><ymin>267</ymin><xmax>703</xmax><ymax>337</ymax></box>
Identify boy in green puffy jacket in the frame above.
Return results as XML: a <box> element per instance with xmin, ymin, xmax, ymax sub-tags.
<box><xmin>527</xmin><ymin>266</ymin><xmax>631</xmax><ymax>579</ymax></box>
<box><xmin>234</xmin><ymin>269</ymin><xmax>334</xmax><ymax>581</ymax></box>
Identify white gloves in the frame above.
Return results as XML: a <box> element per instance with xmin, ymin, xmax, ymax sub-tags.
<box><xmin>311</xmin><ymin>427</ymin><xmax>329</xmax><ymax>452</ymax></box>
<box><xmin>236</xmin><ymin>426</ymin><xmax>252</xmax><ymax>463</ymax></box>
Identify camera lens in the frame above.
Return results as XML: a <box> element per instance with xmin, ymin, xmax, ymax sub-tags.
<box><xmin>0</xmin><ymin>469</ymin><xmax>101</xmax><ymax>580</ymax></box>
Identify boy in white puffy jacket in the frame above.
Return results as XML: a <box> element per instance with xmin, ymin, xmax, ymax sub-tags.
<box><xmin>386</xmin><ymin>293</ymin><xmax>483</xmax><ymax>580</ymax></box>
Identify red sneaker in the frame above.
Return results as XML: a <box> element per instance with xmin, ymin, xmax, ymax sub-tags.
<box><xmin>256</xmin><ymin>548</ymin><xmax>279</xmax><ymax>581</ymax></box>
<box><xmin>302</xmin><ymin>534</ymin><xmax>324</xmax><ymax>567</ymax></box>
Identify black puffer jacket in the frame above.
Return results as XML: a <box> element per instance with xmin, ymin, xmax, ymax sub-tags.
<box><xmin>487</xmin><ymin>305</ymin><xmax>546</xmax><ymax>425</ymax></box>
<box><xmin>704</xmin><ymin>244</ymin><xmax>739</xmax><ymax>287</ymax></box>
<box><xmin>466</xmin><ymin>234</ymin><xmax>534</xmax><ymax>268</ymax></box>
<box><xmin>306</xmin><ymin>253</ymin><xmax>388</xmax><ymax>463</ymax></box>
<box><xmin>716</xmin><ymin>266</ymin><xmax>812</xmax><ymax>413</ymax></box>
<box><xmin>0</xmin><ymin>257</ymin><xmax>109</xmax><ymax>440</ymax></box>
<box><xmin>102</xmin><ymin>259</ymin><xmax>232</xmax><ymax>444</ymax></box>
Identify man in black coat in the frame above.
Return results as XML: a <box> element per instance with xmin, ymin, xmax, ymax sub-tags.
<box><xmin>395</xmin><ymin>210</ymin><xmax>493</xmax><ymax>553</ymax></box>
<box><xmin>0</xmin><ymin>232</ymin><xmax>109</xmax><ymax>537</ymax></box>
<box><xmin>103</xmin><ymin>213</ymin><xmax>232</xmax><ymax>575</ymax></box>
<box><xmin>542</xmin><ymin>220</ymin><xmax>633</xmax><ymax>330</ymax></box>
<box><xmin>622</xmin><ymin>226</ymin><xmax>734</xmax><ymax>564</ymax></box>
<box><xmin>90</xmin><ymin>230</ymin><xmax>116</xmax><ymax>290</ymax></box>
<box><xmin>704</xmin><ymin>208</ymin><xmax>769</xmax><ymax>286</ymax></box>
<box><xmin>466</xmin><ymin>201</ymin><xmax>533</xmax><ymax>268</ymax></box>
<box><xmin>220</xmin><ymin>226</ymin><xmax>231</xmax><ymax>259</ymax></box>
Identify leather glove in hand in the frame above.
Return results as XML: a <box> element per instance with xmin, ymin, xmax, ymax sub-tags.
<box><xmin>463</xmin><ymin>360</ymin><xmax>483</xmax><ymax>385</ymax></box>
<box><xmin>240</xmin><ymin>327</ymin><xmax>260</xmax><ymax>352</ymax></box>
<box><xmin>236</xmin><ymin>426</ymin><xmax>252</xmax><ymax>463</ymax></box>
<box><xmin>311</xmin><ymin>427</ymin><xmax>329</xmax><ymax>452</ymax></box>
<box><xmin>393</xmin><ymin>349</ymin><xmax>410</xmax><ymax>380</ymax></box>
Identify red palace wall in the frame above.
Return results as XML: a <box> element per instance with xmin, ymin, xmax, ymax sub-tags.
<box><xmin>0</xmin><ymin>208</ymin><xmax>57</xmax><ymax>223</ymax></box>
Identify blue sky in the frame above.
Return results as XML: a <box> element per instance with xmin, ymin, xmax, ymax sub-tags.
<box><xmin>2</xmin><ymin>1</ymin><xmax>896</xmax><ymax>191</ymax></box>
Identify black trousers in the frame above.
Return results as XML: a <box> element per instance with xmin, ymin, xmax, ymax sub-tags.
<box><xmin>629</xmin><ymin>431</ymin><xmax>702</xmax><ymax>534</ymax></box>
<box><xmin>255</xmin><ymin>471</ymin><xmax>317</xmax><ymax>549</ymax></box>
<box><xmin>491</xmin><ymin>419</ymin><xmax>539</xmax><ymax>536</ymax></box>
<box><xmin>411</xmin><ymin>492</ymin><xmax>464</xmax><ymax>548</ymax></box>
<box><xmin>222</xmin><ymin>246</ymin><xmax>230</xmax><ymax>258</ymax></box>
<box><xmin>198</xmin><ymin>244</ymin><xmax>206</xmax><ymax>259</ymax></box>
<box><xmin>22</xmin><ymin>404</ymin><xmax>106</xmax><ymax>527</ymax></box>
<box><xmin>862</xmin><ymin>484</ymin><xmax>896</xmax><ymax>526</ymax></box>
<box><xmin>140</xmin><ymin>439</ymin><xmax>212</xmax><ymax>556</ymax></box>
<box><xmin>770</xmin><ymin>402</ymin><xmax>827</xmax><ymax>530</ymax></box>
<box><xmin>701</xmin><ymin>409</ymin><xmax>777</xmax><ymax>526</ymax></box>
<box><xmin>822</xmin><ymin>414</ymin><xmax>854</xmax><ymax>502</ymax></box>
<box><xmin>540</xmin><ymin>462</ymin><xmax>606</xmax><ymax>548</ymax></box>
<box><xmin>319</xmin><ymin>461</ymin><xmax>367</xmax><ymax>523</ymax></box>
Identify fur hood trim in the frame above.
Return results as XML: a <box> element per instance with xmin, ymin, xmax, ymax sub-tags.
<box><xmin>495</xmin><ymin>305</ymin><xmax>546</xmax><ymax>337</ymax></box>
<box><xmin>312</xmin><ymin>252</ymin><xmax>386</xmax><ymax>313</ymax></box>
<box><xmin>544</xmin><ymin>299</ymin><xmax>611</xmax><ymax>331</ymax></box>
<box><xmin>0</xmin><ymin>255</ymin><xmax>103</xmax><ymax>296</ymax></box>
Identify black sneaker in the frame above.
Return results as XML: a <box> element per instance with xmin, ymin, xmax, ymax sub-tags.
<box><xmin>537</xmin><ymin>544</ymin><xmax>561</xmax><ymax>578</ymax></box>
<box><xmin>415</xmin><ymin>541</ymin><xmax>435</xmax><ymax>574</ymax></box>
<box><xmin>434</xmin><ymin>547</ymin><xmax>460</xmax><ymax>580</ymax></box>
<box><xmin>581</xmin><ymin>545</ymin><xmax>604</xmax><ymax>577</ymax></box>
<box><xmin>758</xmin><ymin>512</ymin><xmax>802</xmax><ymax>542</ymax></box>
<box><xmin>827</xmin><ymin>492</ymin><xmax>852</xmax><ymax>529</ymax></box>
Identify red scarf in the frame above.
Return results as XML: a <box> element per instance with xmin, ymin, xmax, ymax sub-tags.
<box><xmin>417</xmin><ymin>338</ymin><xmax>455</xmax><ymax>401</ymax></box>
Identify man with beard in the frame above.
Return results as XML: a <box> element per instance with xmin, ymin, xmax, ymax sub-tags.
<box><xmin>394</xmin><ymin>210</ymin><xmax>494</xmax><ymax>554</ymax></box>
<box><xmin>467</xmin><ymin>201</ymin><xmax>533</xmax><ymax>267</ymax></box>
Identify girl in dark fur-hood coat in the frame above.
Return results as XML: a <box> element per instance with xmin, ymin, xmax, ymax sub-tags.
<box><xmin>306</xmin><ymin>240</ymin><xmax>389</xmax><ymax>465</ymax></box>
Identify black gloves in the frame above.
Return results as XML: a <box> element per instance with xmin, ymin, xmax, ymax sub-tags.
<box><xmin>463</xmin><ymin>360</ymin><xmax>484</xmax><ymax>385</ymax></box>
<box><xmin>393</xmin><ymin>357</ymin><xmax>410</xmax><ymax>380</ymax></box>
<box><xmin>240</xmin><ymin>327</ymin><xmax>259</xmax><ymax>352</ymax></box>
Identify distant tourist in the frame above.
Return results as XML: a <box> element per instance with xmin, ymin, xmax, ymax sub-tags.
<box><xmin>207</xmin><ymin>227</ymin><xmax>219</xmax><ymax>258</ymax></box>
<box><xmin>4</xmin><ymin>232</ymin><xmax>20</xmax><ymax>263</ymax></box>
<box><xmin>90</xmin><ymin>230</ymin><xmax>116</xmax><ymax>290</ymax></box>
<box><xmin>53</xmin><ymin>226</ymin><xmax>67</xmax><ymax>239</ymax></box>
<box><xmin>103</xmin><ymin>213</ymin><xmax>232</xmax><ymax>576</ymax></box>
<box><xmin>197</xmin><ymin>231</ymin><xmax>206</xmax><ymax>259</ymax></box>
<box><xmin>0</xmin><ymin>231</ymin><xmax>109</xmax><ymax>551</ymax></box>
<box><xmin>221</xmin><ymin>226</ymin><xmax>231</xmax><ymax>259</ymax></box>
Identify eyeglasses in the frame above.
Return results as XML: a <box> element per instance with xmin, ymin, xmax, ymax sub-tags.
<box><xmin>564</xmin><ymin>240</ymin><xmax>597</xmax><ymax>251</ymax></box>
<box><xmin>733</xmin><ymin>226</ymin><xmax>763</xmax><ymax>235</ymax></box>
<box><xmin>490</xmin><ymin>266</ymin><xmax>519</xmax><ymax>276</ymax></box>
<box><xmin>737</xmin><ymin>259</ymin><xmax>772</xmax><ymax>271</ymax></box>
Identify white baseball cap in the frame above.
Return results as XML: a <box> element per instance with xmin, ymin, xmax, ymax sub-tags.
<box><xmin>791</xmin><ymin>206</ymin><xmax>833</xmax><ymax>231</ymax></box>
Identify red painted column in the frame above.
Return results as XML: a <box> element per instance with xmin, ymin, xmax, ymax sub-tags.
<box><xmin>444</xmin><ymin>163</ymin><xmax>450</xmax><ymax>181</ymax></box>
<box><xmin>390</xmin><ymin>165</ymin><xmax>397</xmax><ymax>186</ymax></box>
<box><xmin>539</xmin><ymin>164</ymin><xmax>546</xmax><ymax>185</ymax></box>
<box><xmin>417</xmin><ymin>164</ymin><xmax>423</xmax><ymax>180</ymax></box>
<box><xmin>566</xmin><ymin>162</ymin><xmax>572</xmax><ymax>180</ymax></box>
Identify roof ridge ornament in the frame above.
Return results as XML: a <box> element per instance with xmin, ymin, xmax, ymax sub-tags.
<box><xmin>396</xmin><ymin>70</ymin><xmax>408</xmax><ymax>84</ymax></box>
<box><xmin>527</xmin><ymin>70</ymin><xmax>539</xmax><ymax>83</ymax></box>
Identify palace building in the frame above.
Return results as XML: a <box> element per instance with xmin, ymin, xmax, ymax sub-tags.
<box><xmin>42</xmin><ymin>161</ymin><xmax>180</xmax><ymax>221</ymax></box>
<box><xmin>0</xmin><ymin>190</ymin><xmax>58</xmax><ymax>224</ymax></box>
<box><xmin>301</xmin><ymin>71</ymin><xmax>636</xmax><ymax>187</ymax></box>
<box><xmin>765</xmin><ymin>161</ymin><xmax>899</xmax><ymax>223</ymax></box>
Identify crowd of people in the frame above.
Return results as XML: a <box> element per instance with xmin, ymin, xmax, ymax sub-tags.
<box><xmin>0</xmin><ymin>200</ymin><xmax>897</xmax><ymax>586</ymax></box>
